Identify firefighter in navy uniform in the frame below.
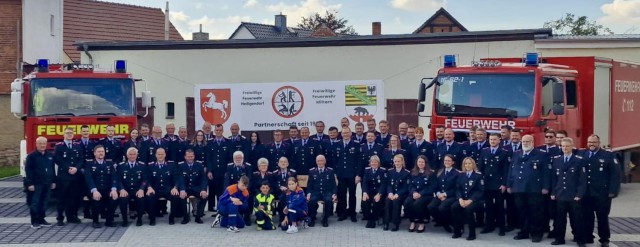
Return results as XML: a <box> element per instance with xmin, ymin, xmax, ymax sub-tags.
<box><xmin>310</xmin><ymin>121</ymin><xmax>329</xmax><ymax>142</ymax></box>
<box><xmin>536</xmin><ymin>130</ymin><xmax>561</xmax><ymax>238</ymax></box>
<box><xmin>266</xmin><ymin>130</ymin><xmax>291</xmax><ymax>171</ymax></box>
<box><xmin>435</xmin><ymin>128</ymin><xmax>464</xmax><ymax>170</ymax></box>
<box><xmin>273</xmin><ymin>157</ymin><xmax>297</xmax><ymax>223</ymax></box>
<box><xmin>54</xmin><ymin>128</ymin><xmax>83</xmax><ymax>226</ymax></box>
<box><xmin>292</xmin><ymin>127</ymin><xmax>323</xmax><ymax>189</ymax></box>
<box><xmin>383</xmin><ymin>154</ymin><xmax>410</xmax><ymax>231</ymax></box>
<box><xmin>477</xmin><ymin>133</ymin><xmax>509</xmax><ymax>235</ymax></box>
<box><xmin>224</xmin><ymin>151</ymin><xmax>252</xmax><ymax>225</ymax></box>
<box><xmin>172</xmin><ymin>126</ymin><xmax>191</xmax><ymax>163</ymax></box>
<box><xmin>206</xmin><ymin>124</ymin><xmax>231</xmax><ymax>213</ymax></box>
<box><xmin>146</xmin><ymin>148</ymin><xmax>183</xmax><ymax>225</ymax></box>
<box><xmin>84</xmin><ymin>145</ymin><xmax>119</xmax><ymax>228</ymax></box>
<box><xmin>407</xmin><ymin>127</ymin><xmax>435</xmax><ymax>170</ymax></box>
<box><xmin>322</xmin><ymin>127</ymin><xmax>341</xmax><ymax>168</ymax></box>
<box><xmin>580</xmin><ymin>134</ymin><xmax>621</xmax><ymax>247</ymax></box>
<box><xmin>140</xmin><ymin>126</ymin><xmax>171</xmax><ymax>164</ymax></box>
<box><xmin>427</xmin><ymin>154</ymin><xmax>459</xmax><ymax>233</ymax></box>
<box><xmin>179</xmin><ymin>150</ymin><xmax>208</xmax><ymax>224</ymax></box>
<box><xmin>99</xmin><ymin>125</ymin><xmax>123</xmax><ymax>163</ymax></box>
<box><xmin>361</xmin><ymin>155</ymin><xmax>387</xmax><ymax>228</ymax></box>
<box><xmin>550</xmin><ymin>137</ymin><xmax>588</xmax><ymax>247</ymax></box>
<box><xmin>307</xmin><ymin>155</ymin><xmax>337</xmax><ymax>227</ymax></box>
<box><xmin>360</xmin><ymin>131</ymin><xmax>384</xmax><ymax>173</ymax></box>
<box><xmin>333</xmin><ymin>127</ymin><xmax>362</xmax><ymax>223</ymax></box>
<box><xmin>507</xmin><ymin>135</ymin><xmax>550</xmax><ymax>243</ymax></box>
<box><xmin>77</xmin><ymin>125</ymin><xmax>95</xmax><ymax>219</ymax></box>
<box><xmin>116</xmin><ymin>147</ymin><xmax>147</xmax><ymax>226</ymax></box>
<box><xmin>451</xmin><ymin>157</ymin><xmax>484</xmax><ymax>241</ymax></box>
<box><xmin>251</xmin><ymin>158</ymin><xmax>274</xmax><ymax>196</ymax></box>
<box><xmin>468</xmin><ymin>128</ymin><xmax>489</xmax><ymax>162</ymax></box>
<box><xmin>228</xmin><ymin>123</ymin><xmax>251</xmax><ymax>159</ymax></box>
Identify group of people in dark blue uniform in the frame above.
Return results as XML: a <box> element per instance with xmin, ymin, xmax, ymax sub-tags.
<box><xmin>24</xmin><ymin>119</ymin><xmax>621</xmax><ymax>245</ymax></box>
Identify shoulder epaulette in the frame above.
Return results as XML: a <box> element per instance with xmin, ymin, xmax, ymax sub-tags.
<box><xmin>380</xmin><ymin>167</ymin><xmax>387</xmax><ymax>170</ymax></box>
<box><xmin>178</xmin><ymin>161</ymin><xmax>185</xmax><ymax>164</ymax></box>
<box><xmin>575</xmin><ymin>155</ymin><xmax>583</xmax><ymax>159</ymax></box>
<box><xmin>553</xmin><ymin>155</ymin><xmax>561</xmax><ymax>159</ymax></box>
<box><xmin>310</xmin><ymin>167</ymin><xmax>317</xmax><ymax>171</ymax></box>
<box><xmin>365</xmin><ymin>167</ymin><xmax>372</xmax><ymax>170</ymax></box>
<box><xmin>289</xmin><ymin>169</ymin><xmax>297</xmax><ymax>172</ymax></box>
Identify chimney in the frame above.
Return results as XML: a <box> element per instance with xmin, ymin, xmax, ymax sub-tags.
<box><xmin>372</xmin><ymin>22</ymin><xmax>381</xmax><ymax>36</ymax></box>
<box><xmin>275</xmin><ymin>13</ymin><xmax>287</xmax><ymax>33</ymax></box>
<box><xmin>164</xmin><ymin>1</ymin><xmax>169</xmax><ymax>40</ymax></box>
<box><xmin>192</xmin><ymin>24</ymin><xmax>209</xmax><ymax>41</ymax></box>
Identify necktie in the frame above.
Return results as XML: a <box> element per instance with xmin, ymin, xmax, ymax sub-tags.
<box><xmin>445</xmin><ymin>170</ymin><xmax>449</xmax><ymax>176</ymax></box>
<box><xmin>491</xmin><ymin>148</ymin><xmax>495</xmax><ymax>155</ymax></box>
<box><xmin>320</xmin><ymin>169</ymin><xmax>324</xmax><ymax>174</ymax></box>
<box><xmin>565</xmin><ymin>156</ymin><xmax>569</xmax><ymax>163</ymax></box>
<box><xmin>282</xmin><ymin>173</ymin><xmax>286</xmax><ymax>179</ymax></box>
<box><xmin>478</xmin><ymin>143</ymin><xmax>481</xmax><ymax>150</ymax></box>
<box><xmin>467</xmin><ymin>172</ymin><xmax>471</xmax><ymax>178</ymax></box>
<box><xmin>156</xmin><ymin>140</ymin><xmax>160</xmax><ymax>146</ymax></box>
<box><xmin>130</xmin><ymin>163</ymin><xmax>134</xmax><ymax>169</ymax></box>
<box><xmin>67</xmin><ymin>142</ymin><xmax>72</xmax><ymax>149</ymax></box>
<box><xmin>276</xmin><ymin>144</ymin><xmax>280</xmax><ymax>149</ymax></box>
<box><xmin>303</xmin><ymin>140</ymin><xmax>306</xmax><ymax>146</ymax></box>
<box><xmin>589</xmin><ymin>151</ymin><xmax>593</xmax><ymax>158</ymax></box>
<box><xmin>217</xmin><ymin>139</ymin><xmax>221</xmax><ymax>145</ymax></box>
<box><xmin>369</xmin><ymin>144</ymin><xmax>373</xmax><ymax>150</ymax></box>
<box><xmin>344</xmin><ymin>143</ymin><xmax>347</xmax><ymax>148</ymax></box>
<box><xmin>447</xmin><ymin>144</ymin><xmax>450</xmax><ymax>151</ymax></box>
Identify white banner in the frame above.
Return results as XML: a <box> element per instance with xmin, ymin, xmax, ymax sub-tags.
<box><xmin>194</xmin><ymin>80</ymin><xmax>385</xmax><ymax>131</ymax></box>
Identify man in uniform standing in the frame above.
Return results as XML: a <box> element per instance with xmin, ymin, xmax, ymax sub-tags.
<box><xmin>173</xmin><ymin>126</ymin><xmax>190</xmax><ymax>164</ymax></box>
<box><xmin>228</xmin><ymin>123</ymin><xmax>250</xmax><ymax>157</ymax></box>
<box><xmin>25</xmin><ymin>137</ymin><xmax>56</xmax><ymax>229</ymax></box>
<box><xmin>284</xmin><ymin>125</ymin><xmax>299</xmax><ymax>146</ymax></box>
<box><xmin>207</xmin><ymin>124</ymin><xmax>231</xmax><ymax>213</ymax></box>
<box><xmin>77</xmin><ymin>125</ymin><xmax>95</xmax><ymax>219</ymax></box>
<box><xmin>140</xmin><ymin>126</ymin><xmax>171</xmax><ymax>164</ymax></box>
<box><xmin>138</xmin><ymin>124</ymin><xmax>151</xmax><ymax>142</ymax></box>
<box><xmin>581</xmin><ymin>134</ymin><xmax>621</xmax><ymax>247</ymax></box>
<box><xmin>99</xmin><ymin>125</ymin><xmax>123</xmax><ymax>163</ymax></box>
<box><xmin>54</xmin><ymin>127</ymin><xmax>83</xmax><ymax>226</ymax></box>
<box><xmin>507</xmin><ymin>135</ymin><xmax>550</xmax><ymax>243</ymax></box>
<box><xmin>292</xmin><ymin>127</ymin><xmax>323</xmax><ymax>189</ymax></box>
<box><xmin>85</xmin><ymin>145</ymin><xmax>119</xmax><ymax>228</ymax></box>
<box><xmin>376</xmin><ymin>120</ymin><xmax>391</xmax><ymax>147</ymax></box>
<box><xmin>431</xmin><ymin>126</ymin><xmax>445</xmax><ymax>147</ymax></box>
<box><xmin>266</xmin><ymin>130</ymin><xmax>291</xmax><ymax>172</ymax></box>
<box><xmin>477</xmin><ymin>133</ymin><xmax>509</xmax><ymax>236</ymax></box>
<box><xmin>361</xmin><ymin>131</ymin><xmax>384</xmax><ymax>174</ymax></box>
<box><xmin>116</xmin><ymin>147</ymin><xmax>147</xmax><ymax>226</ymax></box>
<box><xmin>311</xmin><ymin>121</ymin><xmax>329</xmax><ymax>142</ymax></box>
<box><xmin>435</xmin><ymin>128</ymin><xmax>464</xmax><ymax>170</ymax></box>
<box><xmin>333</xmin><ymin>127</ymin><xmax>361</xmax><ymax>222</ymax></box>
<box><xmin>307</xmin><ymin>155</ymin><xmax>337</xmax><ymax>227</ymax></box>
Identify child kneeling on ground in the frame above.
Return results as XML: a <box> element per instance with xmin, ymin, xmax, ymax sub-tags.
<box><xmin>212</xmin><ymin>176</ymin><xmax>250</xmax><ymax>232</ymax></box>
<box><xmin>280</xmin><ymin>177</ymin><xmax>308</xmax><ymax>234</ymax></box>
<box><xmin>254</xmin><ymin>182</ymin><xmax>276</xmax><ymax>230</ymax></box>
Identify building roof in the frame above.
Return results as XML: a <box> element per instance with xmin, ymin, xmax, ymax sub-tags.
<box><xmin>541</xmin><ymin>34</ymin><xmax>640</xmax><ymax>41</ymax></box>
<box><xmin>229</xmin><ymin>22</ymin><xmax>314</xmax><ymax>39</ymax></box>
<box><xmin>413</xmin><ymin>7</ymin><xmax>468</xmax><ymax>34</ymax></box>
<box><xmin>64</xmin><ymin>0</ymin><xmax>183</xmax><ymax>62</ymax></box>
<box><xmin>77</xmin><ymin>28</ymin><xmax>551</xmax><ymax>51</ymax></box>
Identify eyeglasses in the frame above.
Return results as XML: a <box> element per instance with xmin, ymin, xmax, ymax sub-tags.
<box><xmin>545</xmin><ymin>136</ymin><xmax>554</xmax><ymax>138</ymax></box>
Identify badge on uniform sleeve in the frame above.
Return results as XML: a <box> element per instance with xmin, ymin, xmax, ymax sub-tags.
<box><xmin>599</xmin><ymin>159</ymin><xmax>605</xmax><ymax>163</ymax></box>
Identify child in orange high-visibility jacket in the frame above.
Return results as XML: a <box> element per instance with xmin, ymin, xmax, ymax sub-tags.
<box><xmin>280</xmin><ymin>177</ymin><xmax>308</xmax><ymax>233</ymax></box>
<box><xmin>211</xmin><ymin>176</ymin><xmax>250</xmax><ymax>233</ymax></box>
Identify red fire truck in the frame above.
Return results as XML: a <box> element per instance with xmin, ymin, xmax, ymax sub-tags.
<box><xmin>10</xmin><ymin>59</ymin><xmax>152</xmax><ymax>176</ymax></box>
<box><xmin>418</xmin><ymin>54</ymin><xmax>640</xmax><ymax>179</ymax></box>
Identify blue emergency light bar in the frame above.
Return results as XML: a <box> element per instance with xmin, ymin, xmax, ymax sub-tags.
<box><xmin>525</xmin><ymin>52</ymin><xmax>539</xmax><ymax>66</ymax></box>
<box><xmin>37</xmin><ymin>59</ymin><xmax>49</xmax><ymax>72</ymax></box>
<box><xmin>444</xmin><ymin>55</ymin><xmax>456</xmax><ymax>67</ymax></box>
<box><xmin>115</xmin><ymin>60</ymin><xmax>126</xmax><ymax>73</ymax></box>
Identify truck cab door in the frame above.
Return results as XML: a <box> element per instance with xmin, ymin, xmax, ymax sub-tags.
<box><xmin>540</xmin><ymin>77</ymin><xmax>563</xmax><ymax>133</ymax></box>
<box><xmin>540</xmin><ymin>76</ymin><xmax>581</xmax><ymax>143</ymax></box>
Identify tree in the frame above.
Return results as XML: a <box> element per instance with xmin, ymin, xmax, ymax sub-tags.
<box><xmin>544</xmin><ymin>13</ymin><xmax>613</xmax><ymax>35</ymax></box>
<box><xmin>298</xmin><ymin>10</ymin><xmax>358</xmax><ymax>35</ymax></box>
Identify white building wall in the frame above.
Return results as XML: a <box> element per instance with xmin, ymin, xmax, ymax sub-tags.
<box><xmin>82</xmin><ymin>40</ymin><xmax>535</xmax><ymax>132</ymax></box>
<box><xmin>229</xmin><ymin>26</ymin><xmax>255</xmax><ymax>39</ymax></box>
<box><xmin>22</xmin><ymin>0</ymin><xmax>63</xmax><ymax>64</ymax></box>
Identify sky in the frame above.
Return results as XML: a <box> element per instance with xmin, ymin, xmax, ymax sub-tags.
<box><xmin>100</xmin><ymin>0</ymin><xmax>640</xmax><ymax>39</ymax></box>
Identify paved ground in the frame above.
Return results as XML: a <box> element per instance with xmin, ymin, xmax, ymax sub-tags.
<box><xmin>1</xmin><ymin>175</ymin><xmax>639</xmax><ymax>247</ymax></box>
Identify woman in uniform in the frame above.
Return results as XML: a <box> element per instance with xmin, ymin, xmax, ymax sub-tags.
<box><xmin>383</xmin><ymin>154</ymin><xmax>410</xmax><ymax>231</ymax></box>
<box><xmin>427</xmin><ymin>154</ymin><xmax>459</xmax><ymax>233</ymax></box>
<box><xmin>451</xmin><ymin>157</ymin><xmax>484</xmax><ymax>240</ymax></box>
<box><xmin>404</xmin><ymin>155</ymin><xmax>437</xmax><ymax>233</ymax></box>
<box><xmin>382</xmin><ymin>135</ymin><xmax>405</xmax><ymax>169</ymax></box>
<box><xmin>407</xmin><ymin>127</ymin><xmax>435</xmax><ymax>171</ymax></box>
<box><xmin>248</xmin><ymin>132</ymin><xmax>266</xmax><ymax>172</ymax></box>
<box><xmin>189</xmin><ymin>130</ymin><xmax>208</xmax><ymax>163</ymax></box>
<box><xmin>362</xmin><ymin>155</ymin><xmax>387</xmax><ymax>228</ymax></box>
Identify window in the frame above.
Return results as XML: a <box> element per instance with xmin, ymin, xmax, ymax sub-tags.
<box><xmin>166</xmin><ymin>102</ymin><xmax>175</xmax><ymax>119</ymax></box>
<box><xmin>566</xmin><ymin>80</ymin><xmax>577</xmax><ymax>108</ymax></box>
<box><xmin>541</xmin><ymin>77</ymin><xmax>565</xmax><ymax>117</ymax></box>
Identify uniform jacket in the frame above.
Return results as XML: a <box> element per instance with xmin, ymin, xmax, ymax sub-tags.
<box><xmin>507</xmin><ymin>148</ymin><xmax>551</xmax><ymax>193</ymax></box>
<box><xmin>579</xmin><ymin>149</ymin><xmax>621</xmax><ymax>197</ymax></box>
<box><xmin>408</xmin><ymin>170</ymin><xmax>437</xmax><ymax>197</ymax></box>
<box><xmin>435</xmin><ymin>141</ymin><xmax>464</xmax><ymax>170</ymax></box>
<box><xmin>84</xmin><ymin>159</ymin><xmax>118</xmax><ymax>192</ymax></box>
<box><xmin>54</xmin><ymin>141</ymin><xmax>82</xmax><ymax>182</ymax></box>
<box><xmin>456</xmin><ymin>171</ymin><xmax>484</xmax><ymax>201</ymax></box>
<box><xmin>224</xmin><ymin>163</ymin><xmax>252</xmax><ymax>188</ymax></box>
<box><xmin>331</xmin><ymin>140</ymin><xmax>362</xmax><ymax>178</ymax></box>
<box><xmin>147</xmin><ymin>161</ymin><xmax>183</xmax><ymax>192</ymax></box>
<box><xmin>382</xmin><ymin>148</ymin><xmax>406</xmax><ymax>169</ymax></box>
<box><xmin>435</xmin><ymin>168</ymin><xmax>459</xmax><ymax>198</ymax></box>
<box><xmin>25</xmin><ymin>150</ymin><xmax>55</xmax><ymax>186</ymax></box>
<box><xmin>550</xmin><ymin>154</ymin><xmax>587</xmax><ymax>201</ymax></box>
<box><xmin>307</xmin><ymin>167</ymin><xmax>337</xmax><ymax>196</ymax></box>
<box><xmin>292</xmin><ymin>138</ymin><xmax>323</xmax><ymax>175</ymax></box>
<box><xmin>207</xmin><ymin>137</ymin><xmax>232</xmax><ymax>176</ymax></box>
<box><xmin>386</xmin><ymin>168</ymin><xmax>410</xmax><ymax>196</ymax></box>
<box><xmin>477</xmin><ymin>147</ymin><xmax>510</xmax><ymax>190</ymax></box>
<box><xmin>179</xmin><ymin>161</ymin><xmax>208</xmax><ymax>193</ymax></box>
<box><xmin>362</xmin><ymin>167</ymin><xmax>387</xmax><ymax>195</ymax></box>
<box><xmin>116</xmin><ymin>161</ymin><xmax>147</xmax><ymax>192</ymax></box>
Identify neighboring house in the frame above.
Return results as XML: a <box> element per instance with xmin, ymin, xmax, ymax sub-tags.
<box><xmin>414</xmin><ymin>7</ymin><xmax>468</xmax><ymax>34</ymax></box>
<box><xmin>229</xmin><ymin>14</ymin><xmax>314</xmax><ymax>39</ymax></box>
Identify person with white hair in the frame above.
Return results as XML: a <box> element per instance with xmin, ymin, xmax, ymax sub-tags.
<box><xmin>224</xmin><ymin>151</ymin><xmax>252</xmax><ymax>225</ymax></box>
<box><xmin>25</xmin><ymin>136</ymin><xmax>56</xmax><ymax>229</ymax></box>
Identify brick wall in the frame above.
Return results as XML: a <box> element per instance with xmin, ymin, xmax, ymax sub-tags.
<box><xmin>0</xmin><ymin>0</ymin><xmax>21</xmax><ymax>94</ymax></box>
<box><xmin>0</xmin><ymin>96</ymin><xmax>23</xmax><ymax>167</ymax></box>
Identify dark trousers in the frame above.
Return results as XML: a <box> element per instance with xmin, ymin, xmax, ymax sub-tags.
<box><xmin>207</xmin><ymin>176</ymin><xmax>224</xmax><ymax>210</ymax></box>
<box><xmin>185</xmin><ymin>190</ymin><xmax>206</xmax><ymax>219</ymax></box>
<box><xmin>452</xmin><ymin>200</ymin><xmax>481</xmax><ymax>236</ymax></box>
<box><xmin>555</xmin><ymin>200</ymin><xmax>586</xmax><ymax>244</ymax></box>
<box><xmin>362</xmin><ymin>196</ymin><xmax>384</xmax><ymax>222</ymax></box>
<box><xmin>403</xmin><ymin>196</ymin><xmax>432</xmax><ymax>223</ymax></box>
<box><xmin>336</xmin><ymin>177</ymin><xmax>356</xmax><ymax>217</ymax></box>
<box><xmin>384</xmin><ymin>195</ymin><xmax>407</xmax><ymax>225</ymax></box>
<box><xmin>91</xmin><ymin>189</ymin><xmax>117</xmax><ymax>224</ymax></box>
<box><xmin>28</xmin><ymin>184</ymin><xmax>52</xmax><ymax>225</ymax></box>
<box><xmin>514</xmin><ymin>193</ymin><xmax>544</xmax><ymax>237</ymax></box>
<box><xmin>583</xmin><ymin>196</ymin><xmax>612</xmax><ymax>243</ymax></box>
<box><xmin>505</xmin><ymin>193</ymin><xmax>518</xmax><ymax>228</ymax></box>
<box><xmin>80</xmin><ymin>177</ymin><xmax>92</xmax><ymax>217</ymax></box>
<box><xmin>118</xmin><ymin>191</ymin><xmax>144</xmax><ymax>222</ymax></box>
<box><xmin>56</xmin><ymin>180</ymin><xmax>81</xmax><ymax>221</ymax></box>
<box><xmin>428</xmin><ymin>197</ymin><xmax>457</xmax><ymax>227</ymax></box>
<box><xmin>255</xmin><ymin>210</ymin><xmax>275</xmax><ymax>230</ymax></box>
<box><xmin>543</xmin><ymin>194</ymin><xmax>555</xmax><ymax>232</ymax></box>
<box><xmin>147</xmin><ymin>191</ymin><xmax>179</xmax><ymax>221</ymax></box>
<box><xmin>309</xmin><ymin>193</ymin><xmax>333</xmax><ymax>221</ymax></box>
<box><xmin>484</xmin><ymin>190</ymin><xmax>505</xmax><ymax>229</ymax></box>
<box><xmin>245</xmin><ymin>194</ymin><xmax>254</xmax><ymax>225</ymax></box>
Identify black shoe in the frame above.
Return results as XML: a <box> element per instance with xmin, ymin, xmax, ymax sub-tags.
<box><xmin>443</xmin><ymin>225</ymin><xmax>452</xmax><ymax>233</ymax></box>
<box><xmin>550</xmin><ymin>240</ymin><xmax>565</xmax><ymax>245</ymax></box>
<box><xmin>601</xmin><ymin>242</ymin><xmax>610</xmax><ymax>247</ymax></box>
<box><xmin>476</xmin><ymin>221</ymin><xmax>484</xmax><ymax>228</ymax></box>
<box><xmin>68</xmin><ymin>218</ymin><xmax>82</xmax><ymax>224</ymax></box>
<box><xmin>585</xmin><ymin>239</ymin><xmax>594</xmax><ymax>244</ymax></box>
<box><xmin>121</xmin><ymin>221</ymin><xmax>129</xmax><ymax>227</ymax></box>
<box><xmin>195</xmin><ymin>218</ymin><xmax>203</xmax><ymax>224</ymax></box>
<box><xmin>308</xmin><ymin>220</ymin><xmax>315</xmax><ymax>227</ymax></box>
<box><xmin>434</xmin><ymin>222</ymin><xmax>443</xmax><ymax>227</ymax></box>
<box><xmin>531</xmin><ymin>235</ymin><xmax>543</xmax><ymax>243</ymax></box>
<box><xmin>466</xmin><ymin>235</ymin><xmax>476</xmax><ymax>241</ymax></box>
<box><xmin>40</xmin><ymin>220</ymin><xmax>52</xmax><ymax>227</ymax></box>
<box><xmin>156</xmin><ymin>212</ymin><xmax>164</xmax><ymax>218</ymax></box>
<box><xmin>350</xmin><ymin>216</ymin><xmax>357</xmax><ymax>222</ymax></box>
<box><xmin>168</xmin><ymin>218</ymin><xmax>175</xmax><ymax>225</ymax></box>
<box><xmin>140</xmin><ymin>219</ymin><xmax>146</xmax><ymax>226</ymax></box>
<box><xmin>498</xmin><ymin>229</ymin><xmax>506</xmax><ymax>236</ymax></box>
<box><xmin>84</xmin><ymin>214</ymin><xmax>91</xmax><ymax>219</ymax></box>
<box><xmin>514</xmin><ymin>234</ymin><xmax>529</xmax><ymax>240</ymax></box>
<box><xmin>480</xmin><ymin>227</ymin><xmax>494</xmax><ymax>234</ymax></box>
<box><xmin>92</xmin><ymin>222</ymin><xmax>102</xmax><ymax>228</ymax></box>
<box><xmin>57</xmin><ymin>221</ymin><xmax>65</xmax><ymax>226</ymax></box>
<box><xmin>365</xmin><ymin>220</ymin><xmax>375</xmax><ymax>228</ymax></box>
<box><xmin>452</xmin><ymin>232</ymin><xmax>462</xmax><ymax>239</ymax></box>
<box><xmin>548</xmin><ymin>232</ymin><xmax>556</xmax><ymax>239</ymax></box>
<box><xmin>337</xmin><ymin>216</ymin><xmax>347</xmax><ymax>221</ymax></box>
<box><xmin>105</xmin><ymin>222</ymin><xmax>116</xmax><ymax>227</ymax></box>
<box><xmin>383</xmin><ymin>224</ymin><xmax>389</xmax><ymax>231</ymax></box>
<box><xmin>577</xmin><ymin>244</ymin><xmax>586</xmax><ymax>247</ymax></box>
<box><xmin>322</xmin><ymin>219</ymin><xmax>329</xmax><ymax>227</ymax></box>
<box><xmin>391</xmin><ymin>224</ymin><xmax>399</xmax><ymax>231</ymax></box>
<box><xmin>181</xmin><ymin>218</ymin><xmax>190</xmax><ymax>224</ymax></box>
<box><xmin>504</xmin><ymin>226</ymin><xmax>515</xmax><ymax>232</ymax></box>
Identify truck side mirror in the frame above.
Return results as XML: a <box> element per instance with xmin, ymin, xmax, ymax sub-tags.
<box><xmin>552</xmin><ymin>82</ymin><xmax>564</xmax><ymax>104</ymax></box>
<box><xmin>142</xmin><ymin>91</ymin><xmax>152</xmax><ymax>108</ymax></box>
<box><xmin>418</xmin><ymin>82</ymin><xmax>426</xmax><ymax>102</ymax></box>
<box><xmin>417</xmin><ymin>103</ymin><xmax>425</xmax><ymax>113</ymax></box>
<box><xmin>552</xmin><ymin>104</ymin><xmax>564</xmax><ymax>115</ymax></box>
<box><xmin>11</xmin><ymin>92</ymin><xmax>22</xmax><ymax>114</ymax></box>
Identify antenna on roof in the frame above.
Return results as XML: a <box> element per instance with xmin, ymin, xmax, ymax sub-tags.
<box><xmin>165</xmin><ymin>1</ymin><xmax>169</xmax><ymax>40</ymax></box>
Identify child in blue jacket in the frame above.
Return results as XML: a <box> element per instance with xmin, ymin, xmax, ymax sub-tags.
<box><xmin>212</xmin><ymin>176</ymin><xmax>250</xmax><ymax>232</ymax></box>
<box><xmin>280</xmin><ymin>177</ymin><xmax>308</xmax><ymax>233</ymax></box>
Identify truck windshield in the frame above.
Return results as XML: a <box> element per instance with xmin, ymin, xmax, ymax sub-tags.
<box><xmin>435</xmin><ymin>74</ymin><xmax>535</xmax><ymax>118</ymax></box>
<box><xmin>30</xmin><ymin>78</ymin><xmax>135</xmax><ymax>117</ymax></box>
